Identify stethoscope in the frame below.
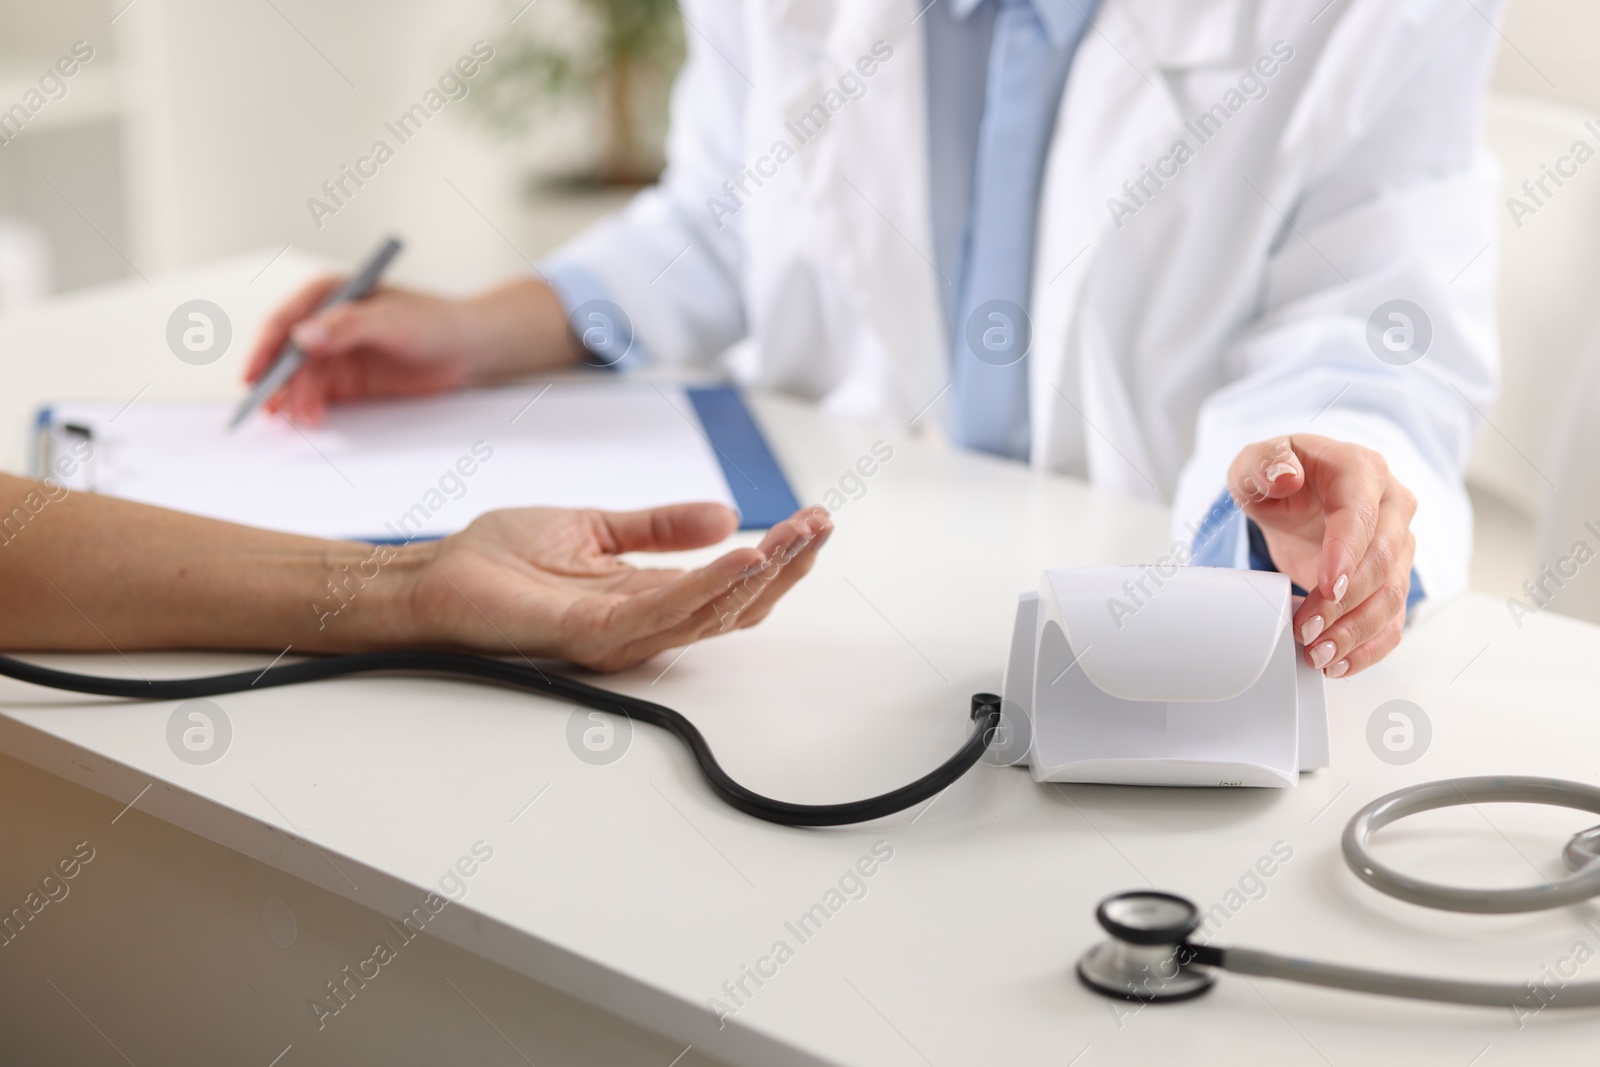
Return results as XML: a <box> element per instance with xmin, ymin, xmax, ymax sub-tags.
<box><xmin>5</xmin><ymin>652</ymin><xmax>1600</xmax><ymax>1013</ymax></box>
<box><xmin>1078</xmin><ymin>776</ymin><xmax>1600</xmax><ymax>1011</ymax></box>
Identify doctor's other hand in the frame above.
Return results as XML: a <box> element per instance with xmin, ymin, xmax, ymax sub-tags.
<box><xmin>403</xmin><ymin>503</ymin><xmax>832</xmax><ymax>672</ymax></box>
<box><xmin>245</xmin><ymin>275</ymin><xmax>578</xmax><ymax>425</ymax></box>
<box><xmin>1227</xmin><ymin>435</ymin><xmax>1417</xmax><ymax>679</ymax></box>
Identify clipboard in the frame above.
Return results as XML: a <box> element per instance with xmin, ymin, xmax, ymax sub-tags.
<box><xmin>33</xmin><ymin>382</ymin><xmax>802</xmax><ymax>541</ymax></box>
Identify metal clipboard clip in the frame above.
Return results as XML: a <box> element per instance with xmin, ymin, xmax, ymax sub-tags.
<box><xmin>33</xmin><ymin>412</ymin><xmax>96</xmax><ymax>494</ymax></box>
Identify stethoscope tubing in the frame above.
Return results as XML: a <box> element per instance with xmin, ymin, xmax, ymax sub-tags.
<box><xmin>1221</xmin><ymin>776</ymin><xmax>1600</xmax><ymax>1005</ymax></box>
<box><xmin>1216</xmin><ymin>946</ymin><xmax>1600</xmax><ymax>1009</ymax></box>
<box><xmin>0</xmin><ymin>651</ymin><xmax>1001</xmax><ymax>828</ymax></box>
<box><xmin>1088</xmin><ymin>775</ymin><xmax>1600</xmax><ymax>1010</ymax></box>
<box><xmin>1342</xmin><ymin>776</ymin><xmax>1600</xmax><ymax>913</ymax></box>
<box><xmin>1203</xmin><ymin>775</ymin><xmax>1600</xmax><ymax>1006</ymax></box>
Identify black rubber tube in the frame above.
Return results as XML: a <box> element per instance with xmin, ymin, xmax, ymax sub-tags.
<box><xmin>0</xmin><ymin>651</ymin><xmax>1000</xmax><ymax>827</ymax></box>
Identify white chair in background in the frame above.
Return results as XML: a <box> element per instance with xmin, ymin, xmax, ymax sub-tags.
<box><xmin>1538</xmin><ymin>342</ymin><xmax>1600</xmax><ymax>623</ymax></box>
<box><xmin>1477</xmin><ymin>93</ymin><xmax>1600</xmax><ymax>623</ymax></box>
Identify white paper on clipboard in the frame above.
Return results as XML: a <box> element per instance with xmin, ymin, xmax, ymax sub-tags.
<box><xmin>38</xmin><ymin>381</ymin><xmax>740</xmax><ymax>542</ymax></box>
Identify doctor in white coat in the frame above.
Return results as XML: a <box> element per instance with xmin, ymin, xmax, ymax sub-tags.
<box><xmin>248</xmin><ymin>0</ymin><xmax>1501</xmax><ymax>680</ymax></box>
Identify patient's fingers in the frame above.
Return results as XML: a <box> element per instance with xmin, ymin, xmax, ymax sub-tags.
<box><xmin>627</xmin><ymin>519</ymin><xmax>831</xmax><ymax>658</ymax></box>
<box><xmin>573</xmin><ymin>565</ymin><xmax>757</xmax><ymax>670</ymax></box>
<box><xmin>594</xmin><ymin>503</ymin><xmax>741</xmax><ymax>555</ymax></box>
<box><xmin>761</xmin><ymin>507</ymin><xmax>832</xmax><ymax>557</ymax></box>
<box><xmin>718</xmin><ymin>510</ymin><xmax>832</xmax><ymax>629</ymax></box>
<box><xmin>578</xmin><ymin>510</ymin><xmax>833</xmax><ymax>669</ymax></box>
<box><xmin>599</xmin><ymin>545</ymin><xmax>766</xmax><ymax>646</ymax></box>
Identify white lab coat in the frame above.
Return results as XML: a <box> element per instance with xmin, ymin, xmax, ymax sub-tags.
<box><xmin>550</xmin><ymin>0</ymin><xmax>1501</xmax><ymax>602</ymax></box>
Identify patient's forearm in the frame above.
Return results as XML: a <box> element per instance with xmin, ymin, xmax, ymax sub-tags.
<box><xmin>0</xmin><ymin>474</ymin><xmax>428</xmax><ymax>653</ymax></box>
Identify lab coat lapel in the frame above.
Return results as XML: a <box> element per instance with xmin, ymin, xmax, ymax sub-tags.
<box><xmin>1030</xmin><ymin>0</ymin><xmax>1246</xmax><ymax>479</ymax></box>
<box><xmin>776</xmin><ymin>0</ymin><xmax>949</xmax><ymax>421</ymax></box>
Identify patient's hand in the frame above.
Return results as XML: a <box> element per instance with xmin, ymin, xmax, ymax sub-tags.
<box><xmin>1228</xmin><ymin>435</ymin><xmax>1417</xmax><ymax>679</ymax></box>
<box><xmin>404</xmin><ymin>503</ymin><xmax>831</xmax><ymax>671</ymax></box>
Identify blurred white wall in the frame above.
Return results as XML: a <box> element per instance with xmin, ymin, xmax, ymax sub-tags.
<box><xmin>111</xmin><ymin>0</ymin><xmax>638</xmax><ymax>294</ymax></box>
<box><xmin>0</xmin><ymin>0</ymin><xmax>1596</xmax><ymax>294</ymax></box>
<box><xmin>1493</xmin><ymin>0</ymin><xmax>1600</xmax><ymax>110</ymax></box>
<box><xmin>0</xmin><ymin>0</ymin><xmax>631</xmax><ymax>296</ymax></box>
<box><xmin>1470</xmin><ymin>2</ymin><xmax>1600</xmax><ymax>601</ymax></box>
<box><xmin>0</xmin><ymin>0</ymin><xmax>128</xmax><ymax>294</ymax></box>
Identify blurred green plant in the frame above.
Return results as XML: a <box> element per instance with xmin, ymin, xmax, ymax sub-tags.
<box><xmin>470</xmin><ymin>0</ymin><xmax>685</xmax><ymax>186</ymax></box>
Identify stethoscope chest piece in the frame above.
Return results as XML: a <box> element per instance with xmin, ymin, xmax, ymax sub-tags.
<box><xmin>1076</xmin><ymin>891</ymin><xmax>1215</xmax><ymax>1003</ymax></box>
<box><xmin>1078</xmin><ymin>777</ymin><xmax>1600</xmax><ymax>1012</ymax></box>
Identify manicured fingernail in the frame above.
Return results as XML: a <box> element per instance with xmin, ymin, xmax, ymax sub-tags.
<box><xmin>1332</xmin><ymin>574</ymin><xmax>1349</xmax><ymax>602</ymax></box>
<box><xmin>1309</xmin><ymin>640</ymin><xmax>1336</xmax><ymax>670</ymax></box>
<box><xmin>1300</xmin><ymin>615</ymin><xmax>1325</xmax><ymax>645</ymax></box>
<box><xmin>1326</xmin><ymin>660</ymin><xmax>1350</xmax><ymax>679</ymax></box>
<box><xmin>292</xmin><ymin>321</ymin><xmax>327</xmax><ymax>347</ymax></box>
<box><xmin>1265</xmin><ymin>463</ymin><xmax>1296</xmax><ymax>481</ymax></box>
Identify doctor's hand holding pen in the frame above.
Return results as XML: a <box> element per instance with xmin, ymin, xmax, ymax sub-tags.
<box><xmin>1229</xmin><ymin>435</ymin><xmax>1417</xmax><ymax>681</ymax></box>
<box><xmin>244</xmin><ymin>275</ymin><xmax>574</xmax><ymax>426</ymax></box>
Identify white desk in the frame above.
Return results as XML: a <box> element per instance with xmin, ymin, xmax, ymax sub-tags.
<box><xmin>3</xmin><ymin>260</ymin><xmax>1599</xmax><ymax>1066</ymax></box>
